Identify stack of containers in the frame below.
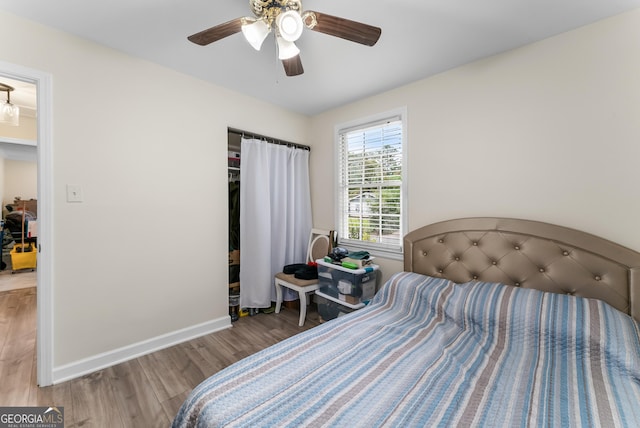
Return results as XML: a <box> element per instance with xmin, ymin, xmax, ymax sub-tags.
<box><xmin>315</xmin><ymin>258</ymin><xmax>379</xmax><ymax>321</ymax></box>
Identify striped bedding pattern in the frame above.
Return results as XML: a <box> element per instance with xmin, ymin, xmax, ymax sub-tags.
<box><xmin>173</xmin><ymin>272</ymin><xmax>640</xmax><ymax>427</ymax></box>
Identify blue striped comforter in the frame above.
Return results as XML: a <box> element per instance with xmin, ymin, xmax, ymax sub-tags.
<box><xmin>173</xmin><ymin>272</ymin><xmax>640</xmax><ymax>427</ymax></box>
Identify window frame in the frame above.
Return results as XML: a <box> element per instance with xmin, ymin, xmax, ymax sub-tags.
<box><xmin>334</xmin><ymin>107</ymin><xmax>408</xmax><ymax>260</ymax></box>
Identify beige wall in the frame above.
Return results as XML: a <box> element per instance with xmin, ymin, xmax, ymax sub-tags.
<box><xmin>3</xmin><ymin>159</ymin><xmax>37</xmax><ymax>208</ymax></box>
<box><xmin>0</xmin><ymin>11</ymin><xmax>310</xmax><ymax>371</ymax></box>
<box><xmin>0</xmin><ymin>115</ymin><xmax>37</xmax><ymax>141</ymax></box>
<box><xmin>310</xmin><ymin>9</ymin><xmax>640</xmax><ymax>284</ymax></box>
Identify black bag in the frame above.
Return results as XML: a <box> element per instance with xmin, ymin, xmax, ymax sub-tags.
<box><xmin>294</xmin><ymin>265</ymin><xmax>318</xmax><ymax>280</ymax></box>
<box><xmin>283</xmin><ymin>263</ymin><xmax>318</xmax><ymax>280</ymax></box>
<box><xmin>283</xmin><ymin>263</ymin><xmax>309</xmax><ymax>274</ymax></box>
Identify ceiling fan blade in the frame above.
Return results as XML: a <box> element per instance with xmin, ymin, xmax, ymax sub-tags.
<box><xmin>188</xmin><ymin>18</ymin><xmax>244</xmax><ymax>46</ymax></box>
<box><xmin>282</xmin><ymin>55</ymin><xmax>304</xmax><ymax>76</ymax></box>
<box><xmin>305</xmin><ymin>11</ymin><xmax>381</xmax><ymax>46</ymax></box>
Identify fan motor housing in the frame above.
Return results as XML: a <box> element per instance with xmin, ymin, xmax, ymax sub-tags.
<box><xmin>250</xmin><ymin>0</ymin><xmax>302</xmax><ymax>22</ymax></box>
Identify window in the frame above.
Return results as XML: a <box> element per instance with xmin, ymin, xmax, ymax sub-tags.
<box><xmin>336</xmin><ymin>110</ymin><xmax>406</xmax><ymax>256</ymax></box>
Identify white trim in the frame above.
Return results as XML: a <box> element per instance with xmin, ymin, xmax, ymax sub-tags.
<box><xmin>0</xmin><ymin>61</ymin><xmax>54</xmax><ymax>386</ymax></box>
<box><xmin>0</xmin><ymin>138</ymin><xmax>37</xmax><ymax>162</ymax></box>
<box><xmin>52</xmin><ymin>317</ymin><xmax>232</xmax><ymax>384</ymax></box>
<box><xmin>334</xmin><ymin>107</ymin><xmax>408</xmax><ymax>256</ymax></box>
<box><xmin>0</xmin><ymin>136</ymin><xmax>37</xmax><ymax>146</ymax></box>
<box><xmin>37</xmin><ymin>71</ymin><xmax>54</xmax><ymax>387</ymax></box>
<box><xmin>337</xmin><ymin>114</ymin><xmax>403</xmax><ymax>135</ymax></box>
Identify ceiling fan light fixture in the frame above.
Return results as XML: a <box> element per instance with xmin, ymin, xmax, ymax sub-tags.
<box><xmin>276</xmin><ymin>36</ymin><xmax>300</xmax><ymax>60</ymax></box>
<box><xmin>188</xmin><ymin>1</ymin><xmax>383</xmax><ymax>77</ymax></box>
<box><xmin>276</xmin><ymin>10</ymin><xmax>303</xmax><ymax>42</ymax></box>
<box><xmin>241</xmin><ymin>18</ymin><xmax>271</xmax><ymax>51</ymax></box>
<box><xmin>0</xmin><ymin>83</ymin><xmax>19</xmax><ymax>127</ymax></box>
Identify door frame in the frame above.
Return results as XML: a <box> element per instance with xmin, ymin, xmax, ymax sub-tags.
<box><xmin>0</xmin><ymin>61</ymin><xmax>54</xmax><ymax>386</ymax></box>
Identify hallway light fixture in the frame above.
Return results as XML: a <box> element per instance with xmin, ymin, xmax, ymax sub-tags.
<box><xmin>0</xmin><ymin>83</ymin><xmax>19</xmax><ymax>126</ymax></box>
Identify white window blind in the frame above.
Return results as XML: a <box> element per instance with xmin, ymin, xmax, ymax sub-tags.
<box><xmin>337</xmin><ymin>116</ymin><xmax>404</xmax><ymax>253</ymax></box>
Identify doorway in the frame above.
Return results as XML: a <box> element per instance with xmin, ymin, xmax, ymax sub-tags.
<box><xmin>0</xmin><ymin>61</ymin><xmax>53</xmax><ymax>386</ymax></box>
<box><xmin>0</xmin><ymin>155</ymin><xmax>38</xmax><ymax>291</ymax></box>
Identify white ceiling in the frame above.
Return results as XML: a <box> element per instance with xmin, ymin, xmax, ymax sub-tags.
<box><xmin>0</xmin><ymin>0</ymin><xmax>639</xmax><ymax>116</ymax></box>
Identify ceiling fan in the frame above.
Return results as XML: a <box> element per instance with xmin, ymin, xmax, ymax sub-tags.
<box><xmin>188</xmin><ymin>0</ymin><xmax>382</xmax><ymax>77</ymax></box>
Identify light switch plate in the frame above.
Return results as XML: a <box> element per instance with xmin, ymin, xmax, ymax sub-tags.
<box><xmin>66</xmin><ymin>184</ymin><xmax>83</xmax><ymax>202</ymax></box>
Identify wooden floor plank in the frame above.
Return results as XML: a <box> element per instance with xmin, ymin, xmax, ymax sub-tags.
<box><xmin>106</xmin><ymin>359</ymin><xmax>169</xmax><ymax>428</ymax></box>
<box><xmin>13</xmin><ymin>288</ymin><xmax>37</xmax><ymax>341</ymax></box>
<box><xmin>0</xmin><ymin>288</ymin><xmax>37</xmax><ymax>406</ymax></box>
<box><xmin>0</xmin><ymin>290</ymin><xmax>20</xmax><ymax>356</ymax></box>
<box><xmin>161</xmin><ymin>390</ymin><xmax>190</xmax><ymax>424</ymax></box>
<box><xmin>0</xmin><ymin>329</ymin><xmax>36</xmax><ymax>406</ymax></box>
<box><xmin>191</xmin><ymin>334</ymin><xmax>238</xmax><ymax>373</ymax></box>
<box><xmin>175</xmin><ymin>339</ymin><xmax>217</xmax><ymax>379</ymax></box>
<box><xmin>137</xmin><ymin>345</ymin><xmax>204</xmax><ymax>404</ymax></box>
<box><xmin>36</xmin><ymin>381</ymin><xmax>75</xmax><ymax>427</ymax></box>
<box><xmin>28</xmin><ymin>344</ymin><xmax>39</xmax><ymax>405</ymax></box>
<box><xmin>70</xmin><ymin>371</ymin><xmax>125</xmax><ymax>427</ymax></box>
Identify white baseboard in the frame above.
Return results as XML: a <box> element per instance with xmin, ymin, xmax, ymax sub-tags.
<box><xmin>52</xmin><ymin>316</ymin><xmax>232</xmax><ymax>384</ymax></box>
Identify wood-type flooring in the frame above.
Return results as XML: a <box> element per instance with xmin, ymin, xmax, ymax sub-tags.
<box><xmin>0</xmin><ymin>287</ymin><xmax>320</xmax><ymax>427</ymax></box>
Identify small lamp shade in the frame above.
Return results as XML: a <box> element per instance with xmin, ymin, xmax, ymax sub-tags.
<box><xmin>241</xmin><ymin>19</ymin><xmax>271</xmax><ymax>51</ymax></box>
<box><xmin>276</xmin><ymin>36</ymin><xmax>300</xmax><ymax>60</ymax></box>
<box><xmin>277</xmin><ymin>11</ymin><xmax>304</xmax><ymax>42</ymax></box>
<box><xmin>0</xmin><ymin>102</ymin><xmax>19</xmax><ymax>126</ymax></box>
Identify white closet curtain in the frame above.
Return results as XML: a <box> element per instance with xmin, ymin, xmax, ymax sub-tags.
<box><xmin>239</xmin><ymin>138</ymin><xmax>312</xmax><ymax>308</ymax></box>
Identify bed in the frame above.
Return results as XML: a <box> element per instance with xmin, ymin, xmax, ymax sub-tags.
<box><xmin>173</xmin><ymin>217</ymin><xmax>640</xmax><ymax>427</ymax></box>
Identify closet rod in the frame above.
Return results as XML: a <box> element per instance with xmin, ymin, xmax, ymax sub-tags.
<box><xmin>228</xmin><ymin>127</ymin><xmax>311</xmax><ymax>151</ymax></box>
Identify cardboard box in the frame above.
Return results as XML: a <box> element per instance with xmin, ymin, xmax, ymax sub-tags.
<box><xmin>339</xmin><ymin>293</ymin><xmax>362</xmax><ymax>305</ymax></box>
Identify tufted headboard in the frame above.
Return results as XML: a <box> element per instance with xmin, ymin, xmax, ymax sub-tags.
<box><xmin>404</xmin><ymin>217</ymin><xmax>640</xmax><ymax>322</ymax></box>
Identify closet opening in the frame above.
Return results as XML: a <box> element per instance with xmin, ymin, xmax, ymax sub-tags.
<box><xmin>227</xmin><ymin>130</ymin><xmax>241</xmax><ymax>321</ymax></box>
<box><xmin>226</xmin><ymin>127</ymin><xmax>312</xmax><ymax>321</ymax></box>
